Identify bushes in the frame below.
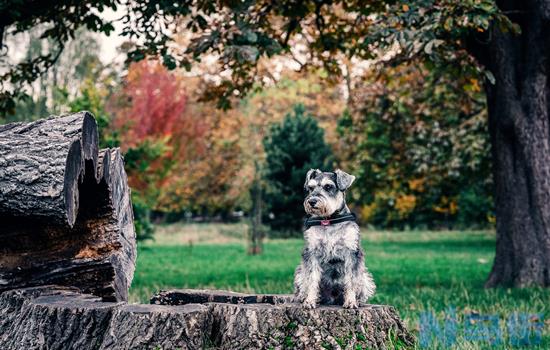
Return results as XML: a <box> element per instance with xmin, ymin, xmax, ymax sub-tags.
<box><xmin>262</xmin><ymin>105</ymin><xmax>333</xmax><ymax>234</ymax></box>
<box><xmin>132</xmin><ymin>193</ymin><xmax>155</xmax><ymax>241</ymax></box>
<box><xmin>337</xmin><ymin>62</ymin><xmax>494</xmax><ymax>229</ymax></box>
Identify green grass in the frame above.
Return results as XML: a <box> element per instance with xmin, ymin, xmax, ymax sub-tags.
<box><xmin>130</xmin><ymin>224</ymin><xmax>549</xmax><ymax>349</ymax></box>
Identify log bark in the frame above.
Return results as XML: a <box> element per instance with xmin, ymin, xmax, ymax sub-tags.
<box><xmin>0</xmin><ymin>113</ymin><xmax>136</xmax><ymax>301</ymax></box>
<box><xmin>478</xmin><ymin>1</ymin><xmax>550</xmax><ymax>287</ymax></box>
<box><xmin>1</xmin><ymin>287</ymin><xmax>415</xmax><ymax>350</ymax></box>
<box><xmin>0</xmin><ymin>112</ymin><xmax>99</xmax><ymax>226</ymax></box>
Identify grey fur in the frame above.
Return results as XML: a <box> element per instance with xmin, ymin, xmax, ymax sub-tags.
<box><xmin>295</xmin><ymin>169</ymin><xmax>376</xmax><ymax>309</ymax></box>
<box><xmin>334</xmin><ymin>169</ymin><xmax>355</xmax><ymax>191</ymax></box>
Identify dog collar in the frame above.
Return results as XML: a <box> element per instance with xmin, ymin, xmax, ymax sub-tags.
<box><xmin>304</xmin><ymin>213</ymin><xmax>357</xmax><ymax>229</ymax></box>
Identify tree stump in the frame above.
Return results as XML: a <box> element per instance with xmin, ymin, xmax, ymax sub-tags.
<box><xmin>100</xmin><ymin>304</ymin><xmax>209</xmax><ymax>350</ymax></box>
<box><xmin>153</xmin><ymin>289</ymin><xmax>415</xmax><ymax>349</ymax></box>
<box><xmin>1</xmin><ymin>287</ymin><xmax>415</xmax><ymax>349</ymax></box>
<box><xmin>0</xmin><ymin>112</ymin><xmax>136</xmax><ymax>301</ymax></box>
<box><xmin>150</xmin><ymin>288</ymin><xmax>293</xmax><ymax>305</ymax></box>
<box><xmin>0</xmin><ymin>287</ymin><xmax>122</xmax><ymax>349</ymax></box>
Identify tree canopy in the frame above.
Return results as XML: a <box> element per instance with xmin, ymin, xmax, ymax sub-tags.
<box><xmin>1</xmin><ymin>0</ymin><xmax>517</xmax><ymax>116</ymax></box>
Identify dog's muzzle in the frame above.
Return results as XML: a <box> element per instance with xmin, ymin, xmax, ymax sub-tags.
<box><xmin>307</xmin><ymin>198</ymin><xmax>319</xmax><ymax>207</ymax></box>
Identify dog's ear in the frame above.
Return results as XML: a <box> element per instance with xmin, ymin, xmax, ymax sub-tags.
<box><xmin>304</xmin><ymin>169</ymin><xmax>320</xmax><ymax>189</ymax></box>
<box><xmin>334</xmin><ymin>169</ymin><xmax>355</xmax><ymax>191</ymax></box>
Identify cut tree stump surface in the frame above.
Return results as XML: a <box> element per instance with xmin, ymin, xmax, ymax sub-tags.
<box><xmin>150</xmin><ymin>288</ymin><xmax>294</xmax><ymax>305</ymax></box>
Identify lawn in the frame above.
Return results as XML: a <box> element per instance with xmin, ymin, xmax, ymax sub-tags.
<box><xmin>129</xmin><ymin>223</ymin><xmax>549</xmax><ymax>349</ymax></box>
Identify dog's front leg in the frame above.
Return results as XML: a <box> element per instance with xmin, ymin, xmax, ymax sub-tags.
<box><xmin>342</xmin><ymin>252</ymin><xmax>359</xmax><ymax>309</ymax></box>
<box><xmin>301</xmin><ymin>255</ymin><xmax>322</xmax><ymax>309</ymax></box>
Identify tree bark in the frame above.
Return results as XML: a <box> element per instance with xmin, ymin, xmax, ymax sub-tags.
<box><xmin>154</xmin><ymin>290</ymin><xmax>414</xmax><ymax>349</ymax></box>
<box><xmin>100</xmin><ymin>304</ymin><xmax>208</xmax><ymax>350</ymax></box>
<box><xmin>0</xmin><ymin>112</ymin><xmax>99</xmax><ymax>226</ymax></box>
<box><xmin>248</xmin><ymin>160</ymin><xmax>264</xmax><ymax>255</ymax></box>
<box><xmin>0</xmin><ymin>113</ymin><xmax>136</xmax><ymax>301</ymax></box>
<box><xmin>0</xmin><ymin>287</ymin><xmax>120</xmax><ymax>349</ymax></box>
<box><xmin>483</xmin><ymin>1</ymin><xmax>550</xmax><ymax>287</ymax></box>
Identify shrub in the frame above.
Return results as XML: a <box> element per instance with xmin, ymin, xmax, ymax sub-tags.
<box><xmin>263</xmin><ymin>104</ymin><xmax>333</xmax><ymax>234</ymax></box>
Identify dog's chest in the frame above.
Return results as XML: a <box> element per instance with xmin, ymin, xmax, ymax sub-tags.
<box><xmin>305</xmin><ymin>222</ymin><xmax>359</xmax><ymax>257</ymax></box>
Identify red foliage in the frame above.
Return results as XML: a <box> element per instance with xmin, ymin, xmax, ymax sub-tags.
<box><xmin>113</xmin><ymin>60</ymin><xmax>188</xmax><ymax>143</ymax></box>
<box><xmin>110</xmin><ymin>60</ymin><xmax>212</xmax><ymax>205</ymax></box>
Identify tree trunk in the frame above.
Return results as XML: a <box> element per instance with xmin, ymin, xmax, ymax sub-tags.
<box><xmin>0</xmin><ymin>113</ymin><xmax>136</xmax><ymax>300</ymax></box>
<box><xmin>248</xmin><ymin>161</ymin><xmax>264</xmax><ymax>255</ymax></box>
<box><xmin>483</xmin><ymin>3</ymin><xmax>550</xmax><ymax>287</ymax></box>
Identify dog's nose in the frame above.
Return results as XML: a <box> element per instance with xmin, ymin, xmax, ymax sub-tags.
<box><xmin>308</xmin><ymin>198</ymin><xmax>318</xmax><ymax>207</ymax></box>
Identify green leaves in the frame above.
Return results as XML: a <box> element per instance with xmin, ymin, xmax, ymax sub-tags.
<box><xmin>1</xmin><ymin>0</ymin><xmax>524</xmax><ymax>115</ymax></box>
<box><xmin>337</xmin><ymin>60</ymin><xmax>493</xmax><ymax>229</ymax></box>
<box><xmin>263</xmin><ymin>104</ymin><xmax>333</xmax><ymax>232</ymax></box>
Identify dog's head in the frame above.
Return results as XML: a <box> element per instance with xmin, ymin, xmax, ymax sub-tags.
<box><xmin>303</xmin><ymin>169</ymin><xmax>355</xmax><ymax>217</ymax></box>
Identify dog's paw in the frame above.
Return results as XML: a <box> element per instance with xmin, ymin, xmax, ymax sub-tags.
<box><xmin>343</xmin><ymin>297</ymin><xmax>358</xmax><ymax>309</ymax></box>
<box><xmin>302</xmin><ymin>299</ymin><xmax>317</xmax><ymax>309</ymax></box>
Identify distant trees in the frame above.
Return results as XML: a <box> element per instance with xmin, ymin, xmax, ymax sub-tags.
<box><xmin>338</xmin><ymin>61</ymin><xmax>493</xmax><ymax>229</ymax></box>
<box><xmin>263</xmin><ymin>105</ymin><xmax>333</xmax><ymax>233</ymax></box>
<box><xmin>110</xmin><ymin>60</ymin><xmax>189</xmax><ymax>210</ymax></box>
<box><xmin>110</xmin><ymin>60</ymin><xmax>245</xmax><ymax>218</ymax></box>
<box><xmin>4</xmin><ymin>0</ymin><xmax>550</xmax><ymax>286</ymax></box>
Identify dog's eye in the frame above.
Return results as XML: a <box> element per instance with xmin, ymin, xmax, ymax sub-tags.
<box><xmin>324</xmin><ymin>184</ymin><xmax>334</xmax><ymax>191</ymax></box>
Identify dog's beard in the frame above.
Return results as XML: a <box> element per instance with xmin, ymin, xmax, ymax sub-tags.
<box><xmin>304</xmin><ymin>193</ymin><xmax>344</xmax><ymax>217</ymax></box>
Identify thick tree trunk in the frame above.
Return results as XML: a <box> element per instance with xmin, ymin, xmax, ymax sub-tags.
<box><xmin>0</xmin><ymin>113</ymin><xmax>136</xmax><ymax>300</ymax></box>
<box><xmin>483</xmin><ymin>2</ymin><xmax>550</xmax><ymax>287</ymax></box>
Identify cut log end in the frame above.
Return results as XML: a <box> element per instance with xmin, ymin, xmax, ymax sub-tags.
<box><xmin>64</xmin><ymin>112</ymin><xmax>99</xmax><ymax>227</ymax></box>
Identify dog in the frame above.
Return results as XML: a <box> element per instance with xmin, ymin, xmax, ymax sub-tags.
<box><xmin>294</xmin><ymin>169</ymin><xmax>376</xmax><ymax>309</ymax></box>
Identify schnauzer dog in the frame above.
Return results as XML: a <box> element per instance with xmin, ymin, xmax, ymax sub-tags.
<box><xmin>294</xmin><ymin>169</ymin><xmax>376</xmax><ymax>309</ymax></box>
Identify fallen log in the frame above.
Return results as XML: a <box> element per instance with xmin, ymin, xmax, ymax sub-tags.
<box><xmin>0</xmin><ymin>113</ymin><xmax>136</xmax><ymax>301</ymax></box>
<box><xmin>0</xmin><ymin>112</ymin><xmax>99</xmax><ymax>226</ymax></box>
